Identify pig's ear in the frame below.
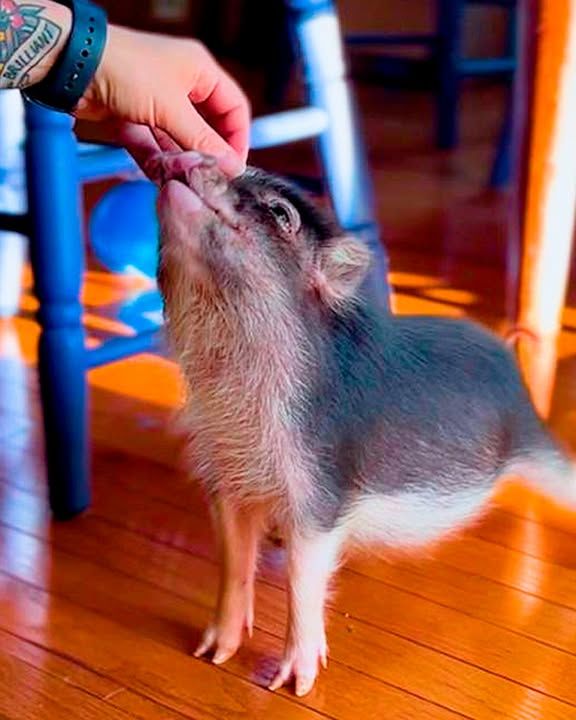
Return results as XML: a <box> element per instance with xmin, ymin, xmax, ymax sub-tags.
<box><xmin>314</xmin><ymin>236</ymin><xmax>372</xmax><ymax>307</ymax></box>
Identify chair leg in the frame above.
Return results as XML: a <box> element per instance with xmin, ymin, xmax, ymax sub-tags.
<box><xmin>489</xmin><ymin>4</ymin><xmax>519</xmax><ymax>188</ymax></box>
<box><xmin>286</xmin><ymin>0</ymin><xmax>391</xmax><ymax>311</ymax></box>
<box><xmin>264</xmin><ymin>0</ymin><xmax>296</xmax><ymax>110</ymax></box>
<box><xmin>515</xmin><ymin>2</ymin><xmax>576</xmax><ymax>418</ymax></box>
<box><xmin>489</xmin><ymin>90</ymin><xmax>512</xmax><ymax>188</ymax></box>
<box><xmin>436</xmin><ymin>0</ymin><xmax>464</xmax><ymax>149</ymax></box>
<box><xmin>25</xmin><ymin>102</ymin><xmax>89</xmax><ymax>519</ymax></box>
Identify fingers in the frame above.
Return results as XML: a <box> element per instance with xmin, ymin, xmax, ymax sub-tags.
<box><xmin>185</xmin><ymin>45</ymin><xmax>251</xmax><ymax>167</ymax></box>
<box><xmin>116</xmin><ymin>122</ymin><xmax>161</xmax><ymax>168</ymax></box>
<box><xmin>106</xmin><ymin>39</ymin><xmax>251</xmax><ymax>179</ymax></box>
<box><xmin>143</xmin><ymin>151</ymin><xmax>208</xmax><ymax>187</ymax></box>
<box><xmin>115</xmin><ymin>121</ymin><xmax>231</xmax><ymax>183</ymax></box>
<box><xmin>193</xmin><ymin>71</ymin><xmax>251</xmax><ymax>164</ymax></box>
<box><xmin>162</xmin><ymin>99</ymin><xmax>245</xmax><ymax>177</ymax></box>
<box><xmin>114</xmin><ymin>123</ymin><xmax>182</xmax><ymax>183</ymax></box>
<box><xmin>118</xmin><ymin>116</ymin><xmax>243</xmax><ymax>180</ymax></box>
<box><xmin>151</xmin><ymin>127</ymin><xmax>182</xmax><ymax>153</ymax></box>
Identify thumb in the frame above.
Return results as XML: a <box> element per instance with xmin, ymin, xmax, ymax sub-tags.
<box><xmin>162</xmin><ymin>100</ymin><xmax>245</xmax><ymax>178</ymax></box>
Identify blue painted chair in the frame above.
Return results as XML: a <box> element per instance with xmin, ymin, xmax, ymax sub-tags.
<box><xmin>434</xmin><ymin>0</ymin><xmax>517</xmax><ymax>150</ymax></box>
<box><xmin>0</xmin><ymin>0</ymin><xmax>389</xmax><ymax>519</ymax></box>
<box><xmin>346</xmin><ymin>0</ymin><xmax>517</xmax><ymax>183</ymax></box>
<box><xmin>347</xmin><ymin>0</ymin><xmax>517</xmax><ymax>148</ymax></box>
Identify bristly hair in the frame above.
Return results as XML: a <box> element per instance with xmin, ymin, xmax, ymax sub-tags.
<box><xmin>235</xmin><ymin>167</ymin><xmax>341</xmax><ymax>248</ymax></box>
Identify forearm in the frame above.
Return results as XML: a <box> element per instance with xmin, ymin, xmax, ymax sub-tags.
<box><xmin>0</xmin><ymin>0</ymin><xmax>71</xmax><ymax>89</ymax></box>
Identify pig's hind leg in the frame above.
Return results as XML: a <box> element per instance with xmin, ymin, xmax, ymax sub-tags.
<box><xmin>195</xmin><ymin>495</ymin><xmax>267</xmax><ymax>664</ymax></box>
<box><xmin>269</xmin><ymin>527</ymin><xmax>344</xmax><ymax>697</ymax></box>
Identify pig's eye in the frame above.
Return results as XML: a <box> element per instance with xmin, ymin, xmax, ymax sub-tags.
<box><xmin>268</xmin><ymin>199</ymin><xmax>301</xmax><ymax>233</ymax></box>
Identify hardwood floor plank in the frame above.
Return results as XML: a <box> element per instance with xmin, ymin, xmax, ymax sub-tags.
<box><xmin>0</xmin><ymin>629</ymin><xmax>199</xmax><ymax>720</ymax></box>
<box><xmin>1</xmin><ymin>494</ymin><xmax>576</xmax><ymax>718</ymax></box>
<box><xmin>0</xmin><ymin>531</ymin><xmax>554</xmax><ymax>720</ymax></box>
<box><xmin>0</xmin><ymin>572</ymin><xmax>454</xmax><ymax>720</ymax></box>
<box><xmin>435</xmin><ymin>535</ymin><xmax>576</xmax><ymax>609</ymax></box>
<box><xmin>6</xmin><ymin>474</ymin><xmax>576</xmax><ymax>662</ymax></box>
<box><xmin>473</xmin><ymin>510</ymin><xmax>576</xmax><ymax>570</ymax></box>
<box><xmin>0</xmin><ymin>648</ymin><xmax>138</xmax><ymax>720</ymax></box>
<box><xmin>0</xmin><ymin>628</ymin><xmax>121</xmax><ymax>699</ymax></box>
<box><xmin>5</xmin><ymin>457</ymin><xmax>576</xmax><ymax>631</ymax></box>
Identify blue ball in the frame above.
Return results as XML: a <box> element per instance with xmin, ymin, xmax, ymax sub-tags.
<box><xmin>90</xmin><ymin>180</ymin><xmax>160</xmax><ymax>279</ymax></box>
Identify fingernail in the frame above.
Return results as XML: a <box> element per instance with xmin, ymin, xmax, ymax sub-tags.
<box><xmin>218</xmin><ymin>152</ymin><xmax>245</xmax><ymax>178</ymax></box>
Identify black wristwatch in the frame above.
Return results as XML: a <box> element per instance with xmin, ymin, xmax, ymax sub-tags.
<box><xmin>23</xmin><ymin>0</ymin><xmax>108</xmax><ymax>113</ymax></box>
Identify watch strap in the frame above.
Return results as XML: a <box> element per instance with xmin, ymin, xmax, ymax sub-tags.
<box><xmin>23</xmin><ymin>0</ymin><xmax>107</xmax><ymax>113</ymax></box>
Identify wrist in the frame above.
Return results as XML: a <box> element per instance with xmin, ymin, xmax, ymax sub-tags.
<box><xmin>23</xmin><ymin>0</ymin><xmax>108</xmax><ymax>113</ymax></box>
<box><xmin>75</xmin><ymin>22</ymin><xmax>124</xmax><ymax>119</ymax></box>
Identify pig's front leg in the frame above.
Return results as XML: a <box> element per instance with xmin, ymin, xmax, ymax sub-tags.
<box><xmin>269</xmin><ymin>528</ymin><xmax>343</xmax><ymax>696</ymax></box>
<box><xmin>195</xmin><ymin>495</ymin><xmax>266</xmax><ymax>665</ymax></box>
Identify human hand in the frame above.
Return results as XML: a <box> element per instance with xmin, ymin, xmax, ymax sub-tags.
<box><xmin>76</xmin><ymin>25</ymin><xmax>250</xmax><ymax>177</ymax></box>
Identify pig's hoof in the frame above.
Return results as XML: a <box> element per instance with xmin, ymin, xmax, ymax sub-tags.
<box><xmin>268</xmin><ymin>641</ymin><xmax>328</xmax><ymax>697</ymax></box>
<box><xmin>193</xmin><ymin>624</ymin><xmax>245</xmax><ymax>666</ymax></box>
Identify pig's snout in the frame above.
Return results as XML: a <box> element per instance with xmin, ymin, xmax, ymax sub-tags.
<box><xmin>145</xmin><ymin>151</ymin><xmax>228</xmax><ymax>200</ymax></box>
<box><xmin>187</xmin><ymin>166</ymin><xmax>229</xmax><ymax>205</ymax></box>
<box><xmin>145</xmin><ymin>150</ymin><xmax>216</xmax><ymax>187</ymax></box>
<box><xmin>152</xmin><ymin>151</ymin><xmax>239</xmax><ymax>230</ymax></box>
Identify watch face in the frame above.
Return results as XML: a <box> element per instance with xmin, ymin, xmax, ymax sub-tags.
<box><xmin>0</xmin><ymin>0</ymin><xmax>63</xmax><ymax>88</ymax></box>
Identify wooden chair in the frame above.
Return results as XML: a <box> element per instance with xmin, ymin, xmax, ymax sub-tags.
<box><xmin>346</xmin><ymin>0</ymin><xmax>517</xmax><ymax>183</ymax></box>
<box><xmin>270</xmin><ymin>0</ymin><xmax>517</xmax><ymax>184</ymax></box>
<box><xmin>513</xmin><ymin>1</ymin><xmax>576</xmax><ymax>418</ymax></box>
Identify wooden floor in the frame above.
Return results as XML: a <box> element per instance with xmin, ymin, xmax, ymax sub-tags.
<box><xmin>4</xmin><ymin>83</ymin><xmax>576</xmax><ymax>719</ymax></box>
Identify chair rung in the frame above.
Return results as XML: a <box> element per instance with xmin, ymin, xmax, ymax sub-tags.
<box><xmin>0</xmin><ymin>211</ymin><xmax>29</xmax><ymax>234</ymax></box>
<box><xmin>86</xmin><ymin>330</ymin><xmax>162</xmax><ymax>369</ymax></box>
<box><xmin>460</xmin><ymin>57</ymin><xmax>516</xmax><ymax>75</ymax></box>
<box><xmin>346</xmin><ymin>33</ymin><xmax>436</xmax><ymax>48</ymax></box>
<box><xmin>250</xmin><ymin>107</ymin><xmax>329</xmax><ymax>150</ymax></box>
<box><xmin>78</xmin><ymin>145</ymin><xmax>139</xmax><ymax>183</ymax></box>
<box><xmin>467</xmin><ymin>0</ymin><xmax>515</xmax><ymax>6</ymax></box>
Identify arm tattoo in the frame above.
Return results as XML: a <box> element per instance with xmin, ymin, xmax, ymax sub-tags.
<box><xmin>0</xmin><ymin>1</ymin><xmax>62</xmax><ymax>88</ymax></box>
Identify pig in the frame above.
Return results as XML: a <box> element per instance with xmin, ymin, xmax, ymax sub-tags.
<box><xmin>147</xmin><ymin>150</ymin><xmax>575</xmax><ymax>697</ymax></box>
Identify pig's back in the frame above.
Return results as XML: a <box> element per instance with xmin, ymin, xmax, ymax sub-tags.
<box><xmin>304</xmin><ymin>305</ymin><xmax>552</xmax><ymax>525</ymax></box>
